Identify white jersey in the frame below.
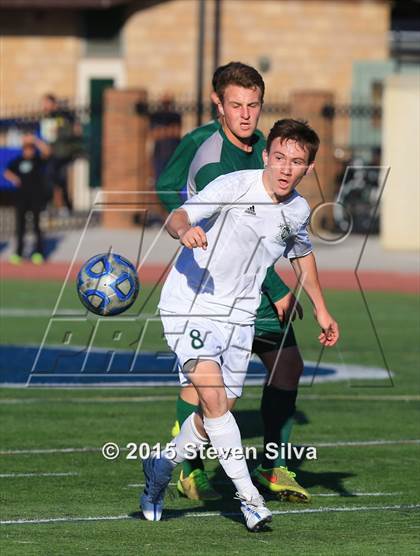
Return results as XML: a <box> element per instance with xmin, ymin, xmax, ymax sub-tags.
<box><xmin>159</xmin><ymin>169</ymin><xmax>312</xmax><ymax>324</ymax></box>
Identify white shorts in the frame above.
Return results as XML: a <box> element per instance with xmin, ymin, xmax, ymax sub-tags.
<box><xmin>160</xmin><ymin>311</ymin><xmax>254</xmax><ymax>399</ymax></box>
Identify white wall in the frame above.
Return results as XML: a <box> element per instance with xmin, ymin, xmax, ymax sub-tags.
<box><xmin>73</xmin><ymin>59</ymin><xmax>126</xmax><ymax>210</ymax></box>
<box><xmin>381</xmin><ymin>73</ymin><xmax>420</xmax><ymax>251</ymax></box>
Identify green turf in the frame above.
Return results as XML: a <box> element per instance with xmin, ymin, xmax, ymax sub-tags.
<box><xmin>0</xmin><ymin>389</ymin><xmax>419</xmax><ymax>555</ymax></box>
<box><xmin>0</xmin><ymin>279</ymin><xmax>165</xmax><ymax>351</ymax></box>
<box><xmin>1</xmin><ymin>279</ymin><xmax>419</xmax><ymax>377</ymax></box>
<box><xmin>0</xmin><ymin>280</ymin><xmax>419</xmax><ymax>554</ymax></box>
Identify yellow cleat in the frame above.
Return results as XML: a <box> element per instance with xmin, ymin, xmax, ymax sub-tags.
<box><xmin>253</xmin><ymin>465</ymin><xmax>311</xmax><ymax>503</ymax></box>
<box><xmin>31</xmin><ymin>252</ymin><xmax>44</xmax><ymax>265</ymax></box>
<box><xmin>171</xmin><ymin>420</ymin><xmax>180</xmax><ymax>437</ymax></box>
<box><xmin>177</xmin><ymin>469</ymin><xmax>222</xmax><ymax>501</ymax></box>
<box><xmin>9</xmin><ymin>254</ymin><xmax>22</xmax><ymax>265</ymax></box>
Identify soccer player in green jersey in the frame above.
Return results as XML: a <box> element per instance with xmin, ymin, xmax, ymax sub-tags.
<box><xmin>156</xmin><ymin>62</ymin><xmax>310</xmax><ymax>503</ymax></box>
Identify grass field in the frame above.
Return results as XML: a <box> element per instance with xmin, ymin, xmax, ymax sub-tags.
<box><xmin>0</xmin><ymin>280</ymin><xmax>419</xmax><ymax>555</ymax></box>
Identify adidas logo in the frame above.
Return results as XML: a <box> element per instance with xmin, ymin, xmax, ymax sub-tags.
<box><xmin>245</xmin><ymin>205</ymin><xmax>256</xmax><ymax>215</ymax></box>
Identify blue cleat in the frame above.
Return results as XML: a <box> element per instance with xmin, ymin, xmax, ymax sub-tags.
<box><xmin>140</xmin><ymin>455</ymin><xmax>174</xmax><ymax>521</ymax></box>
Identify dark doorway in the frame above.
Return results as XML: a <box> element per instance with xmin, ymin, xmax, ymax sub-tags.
<box><xmin>89</xmin><ymin>78</ymin><xmax>114</xmax><ymax>188</ymax></box>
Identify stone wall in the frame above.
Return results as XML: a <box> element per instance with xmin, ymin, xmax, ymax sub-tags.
<box><xmin>1</xmin><ymin>0</ymin><xmax>389</xmax><ymax>111</ymax></box>
<box><xmin>220</xmin><ymin>0</ymin><xmax>389</xmax><ymax>102</ymax></box>
<box><xmin>123</xmin><ymin>0</ymin><xmax>389</xmax><ymax>102</ymax></box>
<box><xmin>1</xmin><ymin>10</ymin><xmax>81</xmax><ymax>111</ymax></box>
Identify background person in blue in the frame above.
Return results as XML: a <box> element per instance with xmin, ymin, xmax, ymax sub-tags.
<box><xmin>3</xmin><ymin>134</ymin><xmax>50</xmax><ymax>264</ymax></box>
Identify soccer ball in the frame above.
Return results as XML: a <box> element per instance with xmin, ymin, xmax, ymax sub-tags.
<box><xmin>77</xmin><ymin>252</ymin><xmax>140</xmax><ymax>316</ymax></box>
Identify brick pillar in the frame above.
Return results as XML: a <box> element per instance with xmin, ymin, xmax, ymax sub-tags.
<box><xmin>102</xmin><ymin>89</ymin><xmax>150</xmax><ymax>228</ymax></box>
<box><xmin>290</xmin><ymin>91</ymin><xmax>335</xmax><ymax>229</ymax></box>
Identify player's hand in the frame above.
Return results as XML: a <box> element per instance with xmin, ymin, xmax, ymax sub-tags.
<box><xmin>314</xmin><ymin>308</ymin><xmax>339</xmax><ymax>347</ymax></box>
<box><xmin>274</xmin><ymin>291</ymin><xmax>303</xmax><ymax>323</ymax></box>
<box><xmin>179</xmin><ymin>226</ymin><xmax>208</xmax><ymax>250</ymax></box>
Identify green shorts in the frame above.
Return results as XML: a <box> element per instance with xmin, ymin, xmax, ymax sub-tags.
<box><xmin>252</xmin><ymin>326</ymin><xmax>297</xmax><ymax>355</ymax></box>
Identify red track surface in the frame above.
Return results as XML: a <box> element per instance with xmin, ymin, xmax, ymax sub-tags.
<box><xmin>1</xmin><ymin>262</ymin><xmax>419</xmax><ymax>293</ymax></box>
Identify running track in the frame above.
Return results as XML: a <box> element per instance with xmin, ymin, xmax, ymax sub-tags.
<box><xmin>1</xmin><ymin>262</ymin><xmax>418</xmax><ymax>294</ymax></box>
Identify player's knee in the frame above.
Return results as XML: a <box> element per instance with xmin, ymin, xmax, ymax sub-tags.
<box><xmin>180</xmin><ymin>385</ymin><xmax>200</xmax><ymax>405</ymax></box>
<box><xmin>199</xmin><ymin>388</ymin><xmax>227</xmax><ymax>418</ymax></box>
<box><xmin>270</xmin><ymin>350</ymin><xmax>304</xmax><ymax>389</ymax></box>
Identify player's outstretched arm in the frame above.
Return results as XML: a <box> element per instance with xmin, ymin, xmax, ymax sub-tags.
<box><xmin>290</xmin><ymin>253</ymin><xmax>339</xmax><ymax>347</ymax></box>
<box><xmin>165</xmin><ymin>209</ymin><xmax>208</xmax><ymax>250</ymax></box>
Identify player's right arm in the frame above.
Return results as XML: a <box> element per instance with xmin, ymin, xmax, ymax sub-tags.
<box><xmin>165</xmin><ymin>172</ymin><xmax>247</xmax><ymax>249</ymax></box>
<box><xmin>165</xmin><ymin>209</ymin><xmax>208</xmax><ymax>250</ymax></box>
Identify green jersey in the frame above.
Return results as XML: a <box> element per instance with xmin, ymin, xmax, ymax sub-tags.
<box><xmin>156</xmin><ymin>120</ymin><xmax>220</xmax><ymax>211</ymax></box>
<box><xmin>156</xmin><ymin>120</ymin><xmax>290</xmax><ymax>334</ymax></box>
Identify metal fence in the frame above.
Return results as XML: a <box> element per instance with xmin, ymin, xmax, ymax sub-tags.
<box><xmin>0</xmin><ymin>97</ymin><xmax>383</xmax><ymax>235</ymax></box>
<box><xmin>0</xmin><ymin>97</ymin><xmax>383</xmax><ymax>176</ymax></box>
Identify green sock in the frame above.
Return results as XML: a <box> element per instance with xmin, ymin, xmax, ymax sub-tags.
<box><xmin>175</xmin><ymin>395</ymin><xmax>204</xmax><ymax>477</ymax></box>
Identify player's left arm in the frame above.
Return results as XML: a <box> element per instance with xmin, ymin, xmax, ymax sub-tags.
<box><xmin>289</xmin><ymin>253</ymin><xmax>339</xmax><ymax>347</ymax></box>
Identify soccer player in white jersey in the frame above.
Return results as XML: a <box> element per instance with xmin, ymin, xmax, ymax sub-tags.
<box><xmin>141</xmin><ymin>119</ymin><xmax>339</xmax><ymax>531</ymax></box>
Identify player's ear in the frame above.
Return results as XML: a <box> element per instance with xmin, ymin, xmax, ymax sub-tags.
<box><xmin>305</xmin><ymin>162</ymin><xmax>315</xmax><ymax>176</ymax></box>
<box><xmin>215</xmin><ymin>96</ymin><xmax>224</xmax><ymax>117</ymax></box>
<box><xmin>210</xmin><ymin>91</ymin><xmax>219</xmax><ymax>106</ymax></box>
<box><xmin>262</xmin><ymin>149</ymin><xmax>268</xmax><ymax>166</ymax></box>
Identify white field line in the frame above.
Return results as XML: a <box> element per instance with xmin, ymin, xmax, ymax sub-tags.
<box><xmin>126</xmin><ymin>484</ymin><xmax>401</xmax><ymax>498</ymax></box>
<box><xmin>0</xmin><ymin>396</ymin><xmax>178</xmax><ymax>404</ymax></box>
<box><xmin>311</xmin><ymin>492</ymin><xmax>401</xmax><ymax>497</ymax></box>
<box><xmin>1</xmin><ymin>394</ymin><xmax>419</xmax><ymax>404</ymax></box>
<box><xmin>309</xmin><ymin>439</ymin><xmax>420</xmax><ymax>448</ymax></box>
<box><xmin>0</xmin><ymin>472</ymin><xmax>79</xmax><ymax>478</ymax></box>
<box><xmin>127</xmin><ymin>482</ymin><xmax>177</xmax><ymax>487</ymax></box>
<box><xmin>250</xmin><ymin>439</ymin><xmax>420</xmax><ymax>449</ymax></box>
<box><xmin>0</xmin><ymin>309</ymin><xmax>80</xmax><ymax>317</ymax></box>
<box><xmin>297</xmin><ymin>395</ymin><xmax>420</xmax><ymax>402</ymax></box>
<box><xmin>1</xmin><ymin>504</ymin><xmax>419</xmax><ymax>526</ymax></box>
<box><xmin>0</xmin><ymin>447</ymin><xmax>98</xmax><ymax>455</ymax></box>
<box><xmin>0</xmin><ymin>309</ymin><xmax>157</xmax><ymax>317</ymax></box>
<box><xmin>1</xmin><ymin>439</ymin><xmax>419</xmax><ymax>456</ymax></box>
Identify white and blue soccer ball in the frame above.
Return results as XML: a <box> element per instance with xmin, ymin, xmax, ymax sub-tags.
<box><xmin>77</xmin><ymin>252</ymin><xmax>140</xmax><ymax>316</ymax></box>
